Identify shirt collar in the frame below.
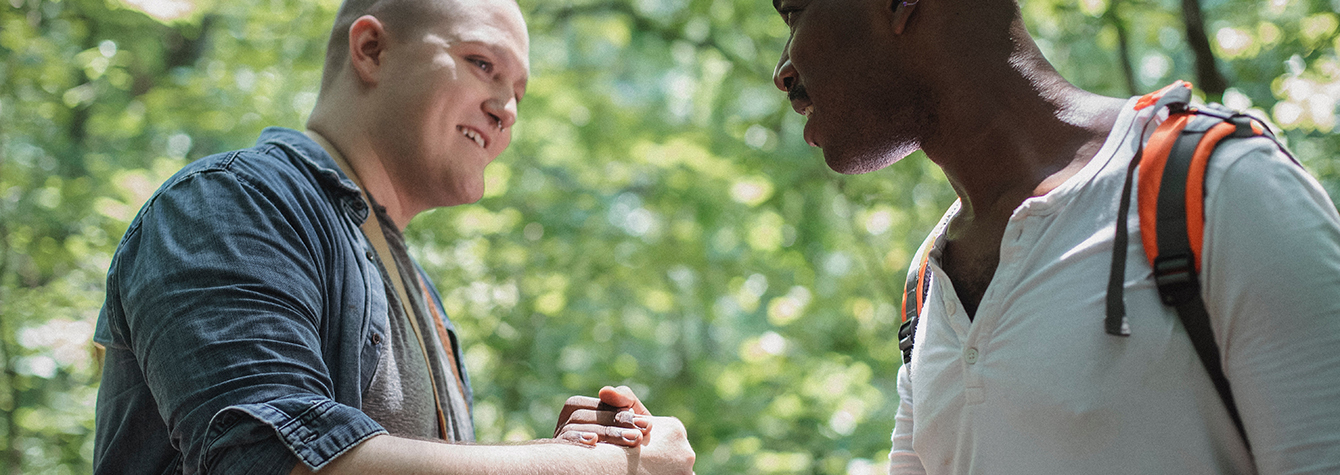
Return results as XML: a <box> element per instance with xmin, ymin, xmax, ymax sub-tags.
<box><xmin>257</xmin><ymin>127</ymin><xmax>363</xmax><ymax>199</ymax></box>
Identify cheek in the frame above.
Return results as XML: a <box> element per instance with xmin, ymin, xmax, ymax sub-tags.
<box><xmin>788</xmin><ymin>31</ymin><xmax>835</xmax><ymax>81</ymax></box>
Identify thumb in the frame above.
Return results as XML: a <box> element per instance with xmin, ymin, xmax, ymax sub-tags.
<box><xmin>599</xmin><ymin>385</ymin><xmax>651</xmax><ymax>415</ymax></box>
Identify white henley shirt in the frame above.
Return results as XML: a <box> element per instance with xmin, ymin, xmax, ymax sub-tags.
<box><xmin>889</xmin><ymin>97</ymin><xmax>1340</xmax><ymax>474</ymax></box>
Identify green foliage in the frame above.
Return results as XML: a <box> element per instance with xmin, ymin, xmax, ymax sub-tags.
<box><xmin>1</xmin><ymin>0</ymin><xmax>1337</xmax><ymax>473</ymax></box>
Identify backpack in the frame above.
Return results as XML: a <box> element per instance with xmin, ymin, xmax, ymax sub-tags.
<box><xmin>896</xmin><ymin>81</ymin><xmax>1297</xmax><ymax>451</ymax></box>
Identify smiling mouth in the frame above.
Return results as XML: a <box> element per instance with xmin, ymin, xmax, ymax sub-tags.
<box><xmin>788</xmin><ymin>83</ymin><xmax>814</xmax><ymax>117</ymax></box>
<box><xmin>458</xmin><ymin>126</ymin><xmax>487</xmax><ymax>149</ymax></box>
<box><xmin>797</xmin><ymin>104</ymin><xmax>820</xmax><ymax>147</ymax></box>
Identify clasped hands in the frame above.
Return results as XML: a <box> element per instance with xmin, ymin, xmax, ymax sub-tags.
<box><xmin>554</xmin><ymin>386</ymin><xmax>695</xmax><ymax>474</ymax></box>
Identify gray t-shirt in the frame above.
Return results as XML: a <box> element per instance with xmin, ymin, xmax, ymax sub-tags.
<box><xmin>361</xmin><ymin>204</ymin><xmax>474</xmax><ymax>442</ymax></box>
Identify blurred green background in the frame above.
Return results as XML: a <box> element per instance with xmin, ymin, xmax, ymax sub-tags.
<box><xmin>2</xmin><ymin>0</ymin><xmax>1338</xmax><ymax>472</ymax></box>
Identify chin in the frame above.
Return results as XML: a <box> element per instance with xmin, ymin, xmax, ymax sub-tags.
<box><xmin>452</xmin><ymin>190</ymin><xmax>485</xmax><ymax>206</ymax></box>
<box><xmin>821</xmin><ymin>139</ymin><xmax>921</xmax><ymax>175</ymax></box>
<box><xmin>460</xmin><ymin>183</ymin><xmax>487</xmax><ymax>205</ymax></box>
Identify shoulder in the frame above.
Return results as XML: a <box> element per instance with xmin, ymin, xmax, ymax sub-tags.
<box><xmin>1204</xmin><ymin>135</ymin><xmax>1334</xmax><ymax>218</ymax></box>
<box><xmin>164</xmin><ymin>141</ymin><xmax>316</xmax><ymax>197</ymax></box>
<box><xmin>1200</xmin><ymin>133</ymin><xmax>1340</xmax><ymax>280</ymax></box>
<box><xmin>140</xmin><ymin>141</ymin><xmax>328</xmax><ymax>218</ymax></box>
<box><xmin>116</xmin><ymin>138</ymin><xmax>346</xmax><ymax>255</ymax></box>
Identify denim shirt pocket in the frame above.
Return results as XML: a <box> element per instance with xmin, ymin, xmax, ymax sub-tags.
<box><xmin>358</xmin><ymin>254</ymin><xmax>388</xmax><ymax>395</ymax></box>
<box><xmin>340</xmin><ymin>197</ymin><xmax>388</xmax><ymax>395</ymax></box>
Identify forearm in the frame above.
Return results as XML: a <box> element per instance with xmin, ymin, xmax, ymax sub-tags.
<box><xmin>291</xmin><ymin>434</ymin><xmax>639</xmax><ymax>475</ymax></box>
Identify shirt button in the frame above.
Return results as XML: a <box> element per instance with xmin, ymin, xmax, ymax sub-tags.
<box><xmin>370</xmin><ymin>333</ymin><xmax>382</xmax><ymax>345</ymax></box>
<box><xmin>365</xmin><ymin>250</ymin><xmax>375</xmax><ymax>261</ymax></box>
<box><xmin>964</xmin><ymin>347</ymin><xmax>979</xmax><ymax>364</ymax></box>
<box><xmin>946</xmin><ymin>299</ymin><xmax>958</xmax><ymax>314</ymax></box>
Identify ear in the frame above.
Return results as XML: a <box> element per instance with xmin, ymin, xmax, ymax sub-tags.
<box><xmin>891</xmin><ymin>0</ymin><xmax>918</xmax><ymax>35</ymax></box>
<box><xmin>348</xmin><ymin>15</ymin><xmax>388</xmax><ymax>86</ymax></box>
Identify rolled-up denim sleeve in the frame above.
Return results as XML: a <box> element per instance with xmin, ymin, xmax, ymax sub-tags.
<box><xmin>116</xmin><ymin>160</ymin><xmax>384</xmax><ymax>474</ymax></box>
<box><xmin>205</xmin><ymin>397</ymin><xmax>383</xmax><ymax>472</ymax></box>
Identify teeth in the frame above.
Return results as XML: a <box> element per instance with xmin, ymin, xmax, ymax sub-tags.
<box><xmin>802</xmin><ymin>105</ymin><xmax>814</xmax><ymax>117</ymax></box>
<box><xmin>460</xmin><ymin>127</ymin><xmax>485</xmax><ymax>148</ymax></box>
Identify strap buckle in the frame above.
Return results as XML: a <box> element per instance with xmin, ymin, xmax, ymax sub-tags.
<box><xmin>1152</xmin><ymin>253</ymin><xmax>1200</xmax><ymax>306</ymax></box>
<box><xmin>898</xmin><ymin>317</ymin><xmax>917</xmax><ymax>365</ymax></box>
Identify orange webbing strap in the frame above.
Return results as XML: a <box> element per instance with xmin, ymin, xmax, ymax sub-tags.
<box><xmin>898</xmin><ymin>233</ymin><xmax>935</xmax><ymax>365</ymax></box>
<box><xmin>1137</xmin><ymin>113</ymin><xmax>1194</xmax><ymax>265</ymax></box>
<box><xmin>916</xmin><ymin>254</ymin><xmax>930</xmax><ymax>316</ymax></box>
<box><xmin>901</xmin><ymin>234</ymin><xmax>936</xmax><ymax>322</ymax></box>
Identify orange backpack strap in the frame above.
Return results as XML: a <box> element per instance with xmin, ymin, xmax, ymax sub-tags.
<box><xmin>898</xmin><ymin>234</ymin><xmax>936</xmax><ymax>365</ymax></box>
<box><xmin>1108</xmin><ymin>81</ymin><xmax>1285</xmax><ymax>451</ymax></box>
<box><xmin>898</xmin><ymin>201</ymin><xmax>959</xmax><ymax>366</ymax></box>
<box><xmin>1138</xmin><ymin>107</ymin><xmax>1265</xmax><ymax>278</ymax></box>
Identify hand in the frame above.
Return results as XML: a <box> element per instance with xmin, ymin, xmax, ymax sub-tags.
<box><xmin>633</xmin><ymin>416</ymin><xmax>696</xmax><ymax>475</ymax></box>
<box><xmin>554</xmin><ymin>386</ymin><xmax>652</xmax><ymax>447</ymax></box>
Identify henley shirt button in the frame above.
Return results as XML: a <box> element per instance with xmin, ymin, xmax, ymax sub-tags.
<box><xmin>946</xmin><ymin>299</ymin><xmax>958</xmax><ymax>314</ymax></box>
<box><xmin>370</xmin><ymin>333</ymin><xmax>382</xmax><ymax>345</ymax></box>
<box><xmin>964</xmin><ymin>347</ymin><xmax>979</xmax><ymax>364</ymax></box>
<box><xmin>365</xmin><ymin>250</ymin><xmax>375</xmax><ymax>261</ymax></box>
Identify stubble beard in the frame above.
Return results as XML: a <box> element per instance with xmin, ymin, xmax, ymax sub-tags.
<box><xmin>823</xmin><ymin>137</ymin><xmax>921</xmax><ymax>174</ymax></box>
<box><xmin>821</xmin><ymin>81</ymin><xmax>934</xmax><ymax>175</ymax></box>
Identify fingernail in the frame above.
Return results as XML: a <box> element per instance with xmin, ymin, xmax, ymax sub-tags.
<box><xmin>615</xmin><ymin>410</ymin><xmax>633</xmax><ymax>424</ymax></box>
<box><xmin>621</xmin><ymin>429</ymin><xmax>641</xmax><ymax>442</ymax></box>
<box><xmin>633</xmin><ymin>417</ymin><xmax>650</xmax><ymax>429</ymax></box>
<box><xmin>582</xmin><ymin>432</ymin><xmax>597</xmax><ymax>443</ymax></box>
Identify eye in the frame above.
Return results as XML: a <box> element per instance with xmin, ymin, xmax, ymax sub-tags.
<box><xmin>467</xmin><ymin>57</ymin><xmax>493</xmax><ymax>74</ymax></box>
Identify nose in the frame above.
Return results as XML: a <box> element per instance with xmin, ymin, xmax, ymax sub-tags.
<box><xmin>773</xmin><ymin>49</ymin><xmax>797</xmax><ymax>92</ymax></box>
<box><xmin>484</xmin><ymin>95</ymin><xmax>518</xmax><ymax>130</ymax></box>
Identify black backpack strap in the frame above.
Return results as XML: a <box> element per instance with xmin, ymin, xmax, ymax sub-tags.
<box><xmin>899</xmin><ymin>201</ymin><xmax>960</xmax><ymax>366</ymax></box>
<box><xmin>1152</xmin><ymin>111</ymin><xmax>1251</xmax><ymax>450</ymax></box>
<box><xmin>1112</xmin><ymin>82</ymin><xmax>1280</xmax><ymax>450</ymax></box>
<box><xmin>898</xmin><ymin>254</ymin><xmax>930</xmax><ymax>365</ymax></box>
<box><xmin>1107</xmin><ymin>82</ymin><xmax>1195</xmax><ymax>337</ymax></box>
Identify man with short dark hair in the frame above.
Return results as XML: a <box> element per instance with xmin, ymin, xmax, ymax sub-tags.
<box><xmin>768</xmin><ymin>0</ymin><xmax>1340</xmax><ymax>473</ymax></box>
<box><xmin>93</xmin><ymin>0</ymin><xmax>695</xmax><ymax>473</ymax></box>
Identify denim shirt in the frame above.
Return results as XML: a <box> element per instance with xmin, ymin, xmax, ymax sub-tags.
<box><xmin>93</xmin><ymin>127</ymin><xmax>472</xmax><ymax>475</ymax></box>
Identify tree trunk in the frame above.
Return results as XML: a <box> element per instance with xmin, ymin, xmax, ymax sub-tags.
<box><xmin>1108</xmin><ymin>0</ymin><xmax>1139</xmax><ymax>96</ymax></box>
<box><xmin>1181</xmin><ymin>0</ymin><xmax>1227</xmax><ymax>100</ymax></box>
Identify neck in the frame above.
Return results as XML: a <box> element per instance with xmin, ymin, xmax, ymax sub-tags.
<box><xmin>919</xmin><ymin>27</ymin><xmax>1125</xmax><ymax>225</ymax></box>
<box><xmin>307</xmin><ymin>105</ymin><xmax>417</xmax><ymax>230</ymax></box>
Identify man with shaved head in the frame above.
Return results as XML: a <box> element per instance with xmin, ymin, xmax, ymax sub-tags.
<box><xmin>93</xmin><ymin>0</ymin><xmax>695</xmax><ymax>473</ymax></box>
<box><xmin>769</xmin><ymin>0</ymin><xmax>1340</xmax><ymax>473</ymax></box>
